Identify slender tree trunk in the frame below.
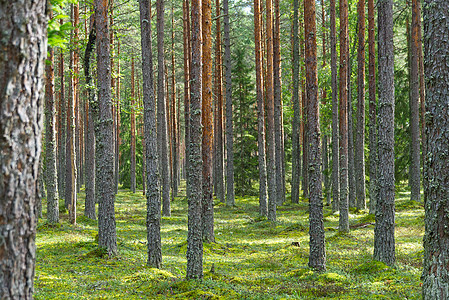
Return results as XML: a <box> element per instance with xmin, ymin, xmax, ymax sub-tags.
<box><xmin>115</xmin><ymin>39</ymin><xmax>121</xmax><ymax>193</ymax></box>
<box><xmin>37</xmin><ymin>157</ymin><xmax>45</xmax><ymax>219</ymax></box>
<box><xmin>348</xmin><ymin>54</ymin><xmax>356</xmax><ymax>209</ymax></box>
<box><xmin>255</xmin><ymin>0</ymin><xmax>268</xmax><ymax>214</ymax></box>
<box><xmin>330</xmin><ymin>0</ymin><xmax>339</xmax><ymax>212</ymax></box>
<box><xmin>224</xmin><ymin>0</ymin><xmax>235</xmax><ymax>207</ymax></box>
<box><xmin>58</xmin><ymin>42</ymin><xmax>66</xmax><ymax>202</ymax></box>
<box><xmin>373</xmin><ymin>0</ymin><xmax>395</xmax><ymax>267</ymax></box>
<box><xmin>202</xmin><ymin>0</ymin><xmax>215</xmax><ymax>242</ymax></box>
<box><xmin>355</xmin><ymin>0</ymin><xmax>366</xmax><ymax>209</ymax></box>
<box><xmin>186</xmin><ymin>0</ymin><xmax>204</xmax><ymax>279</ymax></box>
<box><xmin>214</xmin><ymin>0</ymin><xmax>225</xmax><ymax>203</ymax></box>
<box><xmin>95</xmin><ymin>0</ymin><xmax>118</xmax><ymax>256</ymax></box>
<box><xmin>157</xmin><ymin>0</ymin><xmax>171</xmax><ymax>216</ymax></box>
<box><xmin>171</xmin><ymin>3</ymin><xmax>179</xmax><ymax>198</ymax></box>
<box><xmin>84</xmin><ymin>23</ymin><xmax>97</xmax><ymax>220</ymax></box>
<box><xmin>74</xmin><ymin>3</ymin><xmax>81</xmax><ymax>195</ymax></box>
<box><xmin>183</xmin><ymin>0</ymin><xmax>191</xmax><ymax>185</ymax></box>
<box><xmin>139</xmin><ymin>0</ymin><xmax>162</xmax><ymax>268</ymax></box>
<box><xmin>273</xmin><ymin>0</ymin><xmax>284</xmax><ymax>205</ymax></box>
<box><xmin>301</xmin><ymin>13</ymin><xmax>308</xmax><ymax>199</ymax></box>
<box><xmin>0</xmin><ymin>1</ymin><xmax>47</xmax><ymax>296</ymax></box>
<box><xmin>305</xmin><ymin>0</ymin><xmax>326</xmax><ymax>272</ymax></box>
<box><xmin>338</xmin><ymin>0</ymin><xmax>349</xmax><ymax>232</ymax></box>
<box><xmin>422</xmin><ymin>1</ymin><xmax>449</xmax><ymax>297</ymax></box>
<box><xmin>131</xmin><ymin>57</ymin><xmax>137</xmax><ymax>193</ymax></box>
<box><xmin>266</xmin><ymin>0</ymin><xmax>277</xmax><ymax>220</ymax></box>
<box><xmin>417</xmin><ymin>1</ymin><xmax>425</xmax><ymax>199</ymax></box>
<box><xmin>368</xmin><ymin>0</ymin><xmax>377</xmax><ymax>214</ymax></box>
<box><xmin>409</xmin><ymin>0</ymin><xmax>421</xmax><ymax>202</ymax></box>
<box><xmin>45</xmin><ymin>44</ymin><xmax>60</xmax><ymax>224</ymax></box>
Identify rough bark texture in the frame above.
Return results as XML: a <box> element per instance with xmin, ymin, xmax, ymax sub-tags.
<box><xmin>273</xmin><ymin>0</ymin><xmax>284</xmax><ymax>206</ymax></box>
<box><xmin>347</xmin><ymin>56</ymin><xmax>356</xmax><ymax>209</ymax></box>
<box><xmin>373</xmin><ymin>0</ymin><xmax>395</xmax><ymax>267</ymax></box>
<box><xmin>157</xmin><ymin>0</ymin><xmax>171</xmax><ymax>216</ymax></box>
<box><xmin>338</xmin><ymin>0</ymin><xmax>349</xmax><ymax>232</ymax></box>
<box><xmin>0</xmin><ymin>0</ymin><xmax>47</xmax><ymax>296</ymax></box>
<box><xmin>409</xmin><ymin>0</ymin><xmax>421</xmax><ymax>202</ymax></box>
<box><xmin>187</xmin><ymin>0</ymin><xmax>204</xmax><ymax>279</ymax></box>
<box><xmin>202</xmin><ymin>0</ymin><xmax>215</xmax><ymax>243</ymax></box>
<box><xmin>58</xmin><ymin>45</ymin><xmax>66</xmax><ymax>202</ymax></box>
<box><xmin>95</xmin><ymin>0</ymin><xmax>118</xmax><ymax>256</ymax></box>
<box><xmin>321</xmin><ymin>0</ymin><xmax>330</xmax><ymax>206</ymax></box>
<box><xmin>139</xmin><ymin>0</ymin><xmax>162</xmax><ymax>269</ymax></box>
<box><xmin>183</xmin><ymin>0</ymin><xmax>191</xmax><ymax>185</ymax></box>
<box><xmin>421</xmin><ymin>0</ymin><xmax>449</xmax><ymax>298</ymax></box>
<box><xmin>131</xmin><ymin>57</ymin><xmax>137</xmax><ymax>194</ymax></box>
<box><xmin>291</xmin><ymin>0</ymin><xmax>301</xmax><ymax>205</ymax></box>
<box><xmin>355</xmin><ymin>0</ymin><xmax>366</xmax><ymax>210</ymax></box>
<box><xmin>330</xmin><ymin>0</ymin><xmax>339</xmax><ymax>212</ymax></box>
<box><xmin>417</xmin><ymin>1</ymin><xmax>425</xmax><ymax>197</ymax></box>
<box><xmin>45</xmin><ymin>45</ymin><xmax>60</xmax><ymax>224</ymax></box>
<box><xmin>266</xmin><ymin>0</ymin><xmax>277</xmax><ymax>221</ymax></box>
<box><xmin>84</xmin><ymin>25</ymin><xmax>97</xmax><ymax>220</ymax></box>
<box><xmin>368</xmin><ymin>0</ymin><xmax>377</xmax><ymax>214</ymax></box>
<box><xmin>214</xmin><ymin>0</ymin><xmax>225</xmax><ymax>203</ymax></box>
<box><xmin>224</xmin><ymin>0</ymin><xmax>235</xmax><ymax>207</ymax></box>
<box><xmin>255</xmin><ymin>0</ymin><xmax>268</xmax><ymax>214</ymax></box>
<box><xmin>305</xmin><ymin>0</ymin><xmax>326</xmax><ymax>272</ymax></box>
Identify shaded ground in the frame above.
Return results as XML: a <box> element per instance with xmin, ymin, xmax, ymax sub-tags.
<box><xmin>35</xmin><ymin>183</ymin><xmax>423</xmax><ymax>299</ymax></box>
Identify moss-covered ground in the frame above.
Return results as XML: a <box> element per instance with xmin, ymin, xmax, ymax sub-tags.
<box><xmin>35</xmin><ymin>183</ymin><xmax>424</xmax><ymax>299</ymax></box>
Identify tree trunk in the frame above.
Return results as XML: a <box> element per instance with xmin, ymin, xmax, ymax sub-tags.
<box><xmin>355</xmin><ymin>0</ymin><xmax>366</xmax><ymax>210</ymax></box>
<box><xmin>339</xmin><ymin>0</ymin><xmax>349</xmax><ymax>232</ymax></box>
<box><xmin>348</xmin><ymin>54</ymin><xmax>356</xmax><ymax>209</ymax></box>
<box><xmin>409</xmin><ymin>0</ymin><xmax>421</xmax><ymax>202</ymax></box>
<box><xmin>255</xmin><ymin>0</ymin><xmax>268</xmax><ymax>214</ymax></box>
<box><xmin>417</xmin><ymin>1</ymin><xmax>425</xmax><ymax>199</ymax></box>
<box><xmin>115</xmin><ymin>39</ymin><xmax>121</xmax><ymax>193</ymax></box>
<box><xmin>373</xmin><ymin>0</ymin><xmax>395</xmax><ymax>267</ymax></box>
<box><xmin>139</xmin><ymin>0</ymin><xmax>162</xmax><ymax>269</ymax></box>
<box><xmin>422</xmin><ymin>1</ymin><xmax>449</xmax><ymax>297</ymax></box>
<box><xmin>131</xmin><ymin>57</ymin><xmax>137</xmax><ymax>193</ymax></box>
<box><xmin>84</xmin><ymin>23</ymin><xmax>97</xmax><ymax>220</ymax></box>
<box><xmin>45</xmin><ymin>44</ymin><xmax>60</xmax><ymax>224</ymax></box>
<box><xmin>95</xmin><ymin>0</ymin><xmax>118</xmax><ymax>256</ymax></box>
<box><xmin>224</xmin><ymin>0</ymin><xmax>235</xmax><ymax>207</ymax></box>
<box><xmin>171</xmin><ymin>3</ymin><xmax>179</xmax><ymax>198</ymax></box>
<box><xmin>266</xmin><ymin>0</ymin><xmax>277</xmax><ymax>220</ymax></box>
<box><xmin>157</xmin><ymin>0</ymin><xmax>171</xmax><ymax>216</ymax></box>
<box><xmin>58</xmin><ymin>43</ymin><xmax>66</xmax><ymax>202</ymax></box>
<box><xmin>187</xmin><ymin>0</ymin><xmax>204</xmax><ymax>279</ymax></box>
<box><xmin>74</xmin><ymin>3</ymin><xmax>81</xmax><ymax>195</ymax></box>
<box><xmin>0</xmin><ymin>0</ymin><xmax>47</xmax><ymax>296</ymax></box>
<box><xmin>330</xmin><ymin>0</ymin><xmax>339</xmax><ymax>212</ymax></box>
<box><xmin>368</xmin><ymin>0</ymin><xmax>377</xmax><ymax>214</ymax></box>
<box><xmin>305</xmin><ymin>0</ymin><xmax>326</xmax><ymax>272</ymax></box>
<box><xmin>183</xmin><ymin>0</ymin><xmax>191</xmax><ymax>185</ymax></box>
<box><xmin>301</xmin><ymin>10</ymin><xmax>308</xmax><ymax>200</ymax></box>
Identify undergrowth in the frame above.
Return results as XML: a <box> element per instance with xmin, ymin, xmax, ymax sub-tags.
<box><xmin>35</xmin><ymin>183</ymin><xmax>424</xmax><ymax>299</ymax></box>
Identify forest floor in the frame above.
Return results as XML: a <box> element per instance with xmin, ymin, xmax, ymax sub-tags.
<box><xmin>35</xmin><ymin>182</ymin><xmax>423</xmax><ymax>299</ymax></box>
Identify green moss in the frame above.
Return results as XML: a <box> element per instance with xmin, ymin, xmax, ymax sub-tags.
<box><xmin>318</xmin><ymin>272</ymin><xmax>348</xmax><ymax>284</ymax></box>
<box><xmin>174</xmin><ymin>289</ymin><xmax>220</xmax><ymax>299</ymax></box>
<box><xmin>352</xmin><ymin>260</ymin><xmax>389</xmax><ymax>274</ymax></box>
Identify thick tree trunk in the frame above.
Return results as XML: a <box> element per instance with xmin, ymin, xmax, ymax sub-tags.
<box><xmin>373</xmin><ymin>0</ymin><xmax>395</xmax><ymax>267</ymax></box>
<box><xmin>355</xmin><ymin>0</ymin><xmax>366</xmax><ymax>210</ymax></box>
<box><xmin>255</xmin><ymin>0</ymin><xmax>268</xmax><ymax>214</ymax></box>
<box><xmin>330</xmin><ymin>0</ymin><xmax>339</xmax><ymax>212</ymax></box>
<box><xmin>305</xmin><ymin>0</ymin><xmax>326</xmax><ymax>272</ymax></box>
<box><xmin>131</xmin><ymin>57</ymin><xmax>137</xmax><ymax>193</ymax></box>
<box><xmin>157</xmin><ymin>0</ymin><xmax>171</xmax><ymax>216</ymax></box>
<box><xmin>422</xmin><ymin>1</ymin><xmax>449</xmax><ymax>297</ymax></box>
<box><xmin>84</xmin><ymin>24</ymin><xmax>97</xmax><ymax>220</ymax></box>
<box><xmin>368</xmin><ymin>0</ymin><xmax>377</xmax><ymax>214</ymax></box>
<box><xmin>339</xmin><ymin>0</ymin><xmax>349</xmax><ymax>232</ymax></box>
<box><xmin>266</xmin><ymin>0</ymin><xmax>277</xmax><ymax>220</ymax></box>
<box><xmin>45</xmin><ymin>45</ymin><xmax>60</xmax><ymax>224</ymax></box>
<box><xmin>0</xmin><ymin>0</ymin><xmax>47</xmax><ymax>296</ymax></box>
<box><xmin>202</xmin><ymin>0</ymin><xmax>215</xmax><ymax>242</ymax></box>
<box><xmin>139</xmin><ymin>0</ymin><xmax>162</xmax><ymax>269</ymax></box>
<box><xmin>409</xmin><ymin>0</ymin><xmax>421</xmax><ymax>202</ymax></box>
<box><xmin>95</xmin><ymin>0</ymin><xmax>118</xmax><ymax>256</ymax></box>
<box><xmin>187</xmin><ymin>0</ymin><xmax>204</xmax><ymax>279</ymax></box>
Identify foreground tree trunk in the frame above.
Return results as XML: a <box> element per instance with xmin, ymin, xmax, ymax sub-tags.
<box><xmin>186</xmin><ymin>0</ymin><xmax>204</xmax><ymax>279</ymax></box>
<box><xmin>422</xmin><ymin>1</ymin><xmax>449</xmax><ymax>297</ymax></box>
<box><xmin>139</xmin><ymin>0</ymin><xmax>162</xmax><ymax>269</ymax></box>
<box><xmin>95</xmin><ymin>0</ymin><xmax>118</xmax><ymax>256</ymax></box>
<box><xmin>373</xmin><ymin>0</ymin><xmax>395</xmax><ymax>267</ymax></box>
<box><xmin>305</xmin><ymin>0</ymin><xmax>326</xmax><ymax>272</ymax></box>
<box><xmin>255</xmin><ymin>0</ymin><xmax>268</xmax><ymax>214</ymax></box>
<box><xmin>45</xmin><ymin>44</ymin><xmax>60</xmax><ymax>224</ymax></box>
<box><xmin>0</xmin><ymin>1</ymin><xmax>47</xmax><ymax>296</ymax></box>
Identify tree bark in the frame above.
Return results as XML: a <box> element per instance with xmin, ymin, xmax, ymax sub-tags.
<box><xmin>95</xmin><ymin>0</ymin><xmax>118</xmax><ymax>256</ymax></box>
<box><xmin>0</xmin><ymin>0</ymin><xmax>47</xmax><ymax>296</ymax></box>
<box><xmin>131</xmin><ymin>57</ymin><xmax>137</xmax><ymax>193</ymax></box>
<box><xmin>348</xmin><ymin>54</ymin><xmax>356</xmax><ymax>209</ymax></box>
<box><xmin>373</xmin><ymin>0</ymin><xmax>395</xmax><ymax>267</ymax></box>
<box><xmin>171</xmin><ymin>3</ymin><xmax>179</xmax><ymax>198</ymax></box>
<box><xmin>115</xmin><ymin>39</ymin><xmax>121</xmax><ymax>193</ymax></box>
<box><xmin>422</xmin><ymin>1</ymin><xmax>449</xmax><ymax>297</ymax></box>
<box><xmin>45</xmin><ymin>44</ymin><xmax>60</xmax><ymax>224</ymax></box>
<box><xmin>183</xmin><ymin>0</ymin><xmax>191</xmax><ymax>185</ymax></box>
<box><xmin>58</xmin><ymin>42</ymin><xmax>66</xmax><ymax>202</ymax></box>
<box><xmin>305</xmin><ymin>0</ymin><xmax>326</xmax><ymax>272</ymax></box>
<box><xmin>321</xmin><ymin>0</ymin><xmax>330</xmax><ymax>206</ymax></box>
<box><xmin>330</xmin><ymin>0</ymin><xmax>339</xmax><ymax>212</ymax></box>
<box><xmin>139</xmin><ymin>0</ymin><xmax>162</xmax><ymax>269</ymax></box>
